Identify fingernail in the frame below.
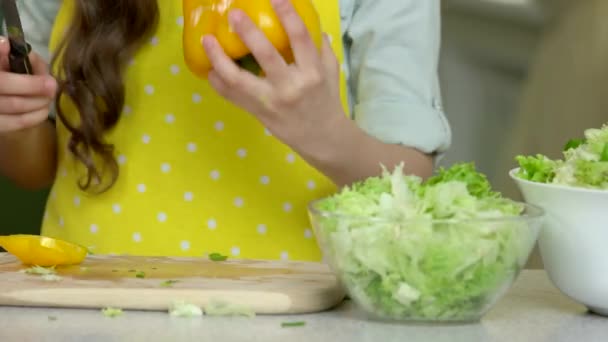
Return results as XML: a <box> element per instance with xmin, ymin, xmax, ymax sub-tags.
<box><xmin>0</xmin><ymin>36</ymin><xmax>6</xmax><ymax>45</ymax></box>
<box><xmin>201</xmin><ymin>35</ymin><xmax>213</xmax><ymax>49</ymax></box>
<box><xmin>271</xmin><ymin>0</ymin><xmax>286</xmax><ymax>7</ymax></box>
<box><xmin>45</xmin><ymin>77</ymin><xmax>57</xmax><ymax>91</ymax></box>
<box><xmin>228</xmin><ymin>9</ymin><xmax>243</xmax><ymax>25</ymax></box>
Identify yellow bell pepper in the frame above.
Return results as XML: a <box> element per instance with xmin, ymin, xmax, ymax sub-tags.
<box><xmin>0</xmin><ymin>234</ymin><xmax>88</xmax><ymax>266</ymax></box>
<box><xmin>183</xmin><ymin>0</ymin><xmax>323</xmax><ymax>79</ymax></box>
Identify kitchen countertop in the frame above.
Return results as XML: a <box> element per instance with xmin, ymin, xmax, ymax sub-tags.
<box><xmin>0</xmin><ymin>270</ymin><xmax>605</xmax><ymax>342</ymax></box>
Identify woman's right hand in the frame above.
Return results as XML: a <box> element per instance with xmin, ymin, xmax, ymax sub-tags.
<box><xmin>0</xmin><ymin>36</ymin><xmax>57</xmax><ymax>133</ymax></box>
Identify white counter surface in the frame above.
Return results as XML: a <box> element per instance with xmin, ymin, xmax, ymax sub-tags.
<box><xmin>0</xmin><ymin>270</ymin><xmax>606</xmax><ymax>342</ymax></box>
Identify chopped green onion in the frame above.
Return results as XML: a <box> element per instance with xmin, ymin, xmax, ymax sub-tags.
<box><xmin>281</xmin><ymin>321</ymin><xmax>306</xmax><ymax>328</ymax></box>
<box><xmin>209</xmin><ymin>253</ymin><xmax>228</xmax><ymax>262</ymax></box>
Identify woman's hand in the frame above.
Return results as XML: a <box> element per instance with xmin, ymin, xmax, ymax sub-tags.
<box><xmin>202</xmin><ymin>0</ymin><xmax>348</xmax><ymax>158</ymax></box>
<box><xmin>0</xmin><ymin>36</ymin><xmax>56</xmax><ymax>133</ymax></box>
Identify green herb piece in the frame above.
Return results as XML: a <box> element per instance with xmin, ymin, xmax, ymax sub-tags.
<box><xmin>209</xmin><ymin>253</ymin><xmax>228</xmax><ymax>262</ymax></box>
<box><xmin>102</xmin><ymin>307</ymin><xmax>123</xmax><ymax>318</ymax></box>
<box><xmin>135</xmin><ymin>271</ymin><xmax>146</xmax><ymax>278</ymax></box>
<box><xmin>281</xmin><ymin>321</ymin><xmax>306</xmax><ymax>328</ymax></box>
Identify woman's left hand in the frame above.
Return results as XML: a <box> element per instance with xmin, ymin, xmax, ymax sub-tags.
<box><xmin>202</xmin><ymin>0</ymin><xmax>348</xmax><ymax>157</ymax></box>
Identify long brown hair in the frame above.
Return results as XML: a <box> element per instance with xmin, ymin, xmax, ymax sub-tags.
<box><xmin>51</xmin><ymin>1</ymin><xmax>160</xmax><ymax>193</ymax></box>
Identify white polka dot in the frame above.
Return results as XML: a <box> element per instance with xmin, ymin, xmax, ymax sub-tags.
<box><xmin>237</xmin><ymin>148</ymin><xmax>247</xmax><ymax>158</ymax></box>
<box><xmin>214</xmin><ymin>121</ymin><xmax>225</xmax><ymax>131</ymax></box>
<box><xmin>157</xmin><ymin>212</ymin><xmax>168</xmax><ymax>223</ymax></box>
<box><xmin>58</xmin><ymin>217</ymin><xmax>65</xmax><ymax>227</ymax></box>
<box><xmin>210</xmin><ymin>170</ymin><xmax>221</xmax><ymax>180</ymax></box>
<box><xmin>132</xmin><ymin>232</ymin><xmax>142</xmax><ymax>243</ymax></box>
<box><xmin>161</xmin><ymin>163</ymin><xmax>171</xmax><ymax>173</ymax></box>
<box><xmin>142</xmin><ymin>134</ymin><xmax>151</xmax><ymax>144</ymax></box>
<box><xmin>264</xmin><ymin>128</ymin><xmax>273</xmax><ymax>136</ymax></box>
<box><xmin>280</xmin><ymin>251</ymin><xmax>289</xmax><ymax>261</ymax></box>
<box><xmin>176</xmin><ymin>16</ymin><xmax>184</xmax><ymax>26</ymax></box>
<box><xmin>60</xmin><ymin>168</ymin><xmax>68</xmax><ymax>177</ymax></box>
<box><xmin>43</xmin><ymin>212</ymin><xmax>49</xmax><ymax>221</ymax></box>
<box><xmin>307</xmin><ymin>180</ymin><xmax>317</xmax><ymax>190</ymax></box>
<box><xmin>89</xmin><ymin>224</ymin><xmax>99</xmax><ymax>234</ymax></box>
<box><xmin>184</xmin><ymin>192</ymin><xmax>194</xmax><ymax>202</ymax></box>
<box><xmin>283</xmin><ymin>202</ymin><xmax>293</xmax><ymax>212</ymax></box>
<box><xmin>112</xmin><ymin>203</ymin><xmax>122</xmax><ymax>214</ymax></box>
<box><xmin>234</xmin><ymin>197</ymin><xmax>244</xmax><ymax>208</ymax></box>
<box><xmin>118</xmin><ymin>155</ymin><xmax>127</xmax><ymax>164</ymax></box>
<box><xmin>165</xmin><ymin>113</ymin><xmax>175</xmax><ymax>124</ymax></box>
<box><xmin>128</xmin><ymin>59</ymin><xmax>136</xmax><ymax>66</ymax></box>
<box><xmin>207</xmin><ymin>218</ymin><xmax>217</xmax><ymax>230</ymax></box>
<box><xmin>187</xmin><ymin>142</ymin><xmax>197</xmax><ymax>153</ymax></box>
<box><xmin>123</xmin><ymin>106</ymin><xmax>132</xmax><ymax>115</ymax></box>
<box><xmin>257</xmin><ymin>224</ymin><xmax>267</xmax><ymax>235</ymax></box>
<box><xmin>73</xmin><ymin>196</ymin><xmax>81</xmax><ymax>206</ymax></box>
<box><xmin>192</xmin><ymin>93</ymin><xmax>202</xmax><ymax>103</ymax></box>
<box><xmin>170</xmin><ymin>65</ymin><xmax>180</xmax><ymax>75</ymax></box>
<box><xmin>137</xmin><ymin>184</ymin><xmax>147</xmax><ymax>193</ymax></box>
<box><xmin>231</xmin><ymin>246</ymin><xmax>241</xmax><ymax>256</ymax></box>
<box><xmin>180</xmin><ymin>241</ymin><xmax>191</xmax><ymax>251</ymax></box>
<box><xmin>304</xmin><ymin>229</ymin><xmax>313</xmax><ymax>239</ymax></box>
<box><xmin>150</xmin><ymin>36</ymin><xmax>159</xmax><ymax>45</ymax></box>
<box><xmin>286</xmin><ymin>153</ymin><xmax>296</xmax><ymax>163</ymax></box>
<box><xmin>144</xmin><ymin>85</ymin><xmax>155</xmax><ymax>95</ymax></box>
<box><xmin>260</xmin><ymin>176</ymin><xmax>270</xmax><ymax>185</ymax></box>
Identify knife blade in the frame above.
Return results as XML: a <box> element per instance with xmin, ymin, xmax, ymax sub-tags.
<box><xmin>1</xmin><ymin>0</ymin><xmax>33</xmax><ymax>74</ymax></box>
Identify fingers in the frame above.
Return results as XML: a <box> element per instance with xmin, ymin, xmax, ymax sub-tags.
<box><xmin>271</xmin><ymin>0</ymin><xmax>319</xmax><ymax>69</ymax></box>
<box><xmin>0</xmin><ymin>37</ymin><xmax>10</xmax><ymax>70</ymax></box>
<box><xmin>203</xmin><ymin>34</ymin><xmax>266</xmax><ymax>93</ymax></box>
<box><xmin>0</xmin><ymin>96</ymin><xmax>54</xmax><ymax>115</ymax></box>
<box><xmin>227</xmin><ymin>9</ymin><xmax>288</xmax><ymax>79</ymax></box>
<box><xmin>0</xmin><ymin>71</ymin><xmax>57</xmax><ymax>97</ymax></box>
<box><xmin>321</xmin><ymin>34</ymin><xmax>340</xmax><ymax>82</ymax></box>
<box><xmin>0</xmin><ymin>107</ymin><xmax>50</xmax><ymax>133</ymax></box>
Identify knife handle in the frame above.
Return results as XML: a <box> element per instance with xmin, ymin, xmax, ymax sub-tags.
<box><xmin>8</xmin><ymin>42</ymin><xmax>33</xmax><ymax>75</ymax></box>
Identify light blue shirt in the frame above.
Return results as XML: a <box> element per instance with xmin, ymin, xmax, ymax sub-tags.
<box><xmin>13</xmin><ymin>0</ymin><xmax>451</xmax><ymax>156</ymax></box>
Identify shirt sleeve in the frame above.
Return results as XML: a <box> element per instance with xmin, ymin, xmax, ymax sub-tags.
<box><xmin>344</xmin><ymin>0</ymin><xmax>451</xmax><ymax>156</ymax></box>
<box><xmin>17</xmin><ymin>0</ymin><xmax>62</xmax><ymax>63</ymax></box>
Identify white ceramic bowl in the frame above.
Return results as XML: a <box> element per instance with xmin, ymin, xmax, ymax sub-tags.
<box><xmin>510</xmin><ymin>168</ymin><xmax>608</xmax><ymax>316</ymax></box>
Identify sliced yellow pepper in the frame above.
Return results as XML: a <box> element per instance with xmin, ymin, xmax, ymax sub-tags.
<box><xmin>0</xmin><ymin>234</ymin><xmax>88</xmax><ymax>266</ymax></box>
<box><xmin>183</xmin><ymin>0</ymin><xmax>323</xmax><ymax>79</ymax></box>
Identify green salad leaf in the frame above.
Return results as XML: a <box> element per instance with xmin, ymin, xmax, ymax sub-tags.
<box><xmin>516</xmin><ymin>124</ymin><xmax>608</xmax><ymax>189</ymax></box>
<box><xmin>314</xmin><ymin>162</ymin><xmax>536</xmax><ymax>321</ymax></box>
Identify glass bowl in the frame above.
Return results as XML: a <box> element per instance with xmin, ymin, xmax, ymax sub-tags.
<box><xmin>308</xmin><ymin>200</ymin><xmax>544</xmax><ymax>323</ymax></box>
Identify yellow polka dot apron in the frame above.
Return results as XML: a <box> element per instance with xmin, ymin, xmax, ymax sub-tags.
<box><xmin>41</xmin><ymin>0</ymin><xmax>349</xmax><ymax>261</ymax></box>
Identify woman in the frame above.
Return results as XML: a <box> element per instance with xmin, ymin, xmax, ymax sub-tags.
<box><xmin>0</xmin><ymin>0</ymin><xmax>450</xmax><ymax>260</ymax></box>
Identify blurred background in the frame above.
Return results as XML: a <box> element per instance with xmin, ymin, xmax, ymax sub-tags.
<box><xmin>1</xmin><ymin>0</ymin><xmax>607</xmax><ymax>267</ymax></box>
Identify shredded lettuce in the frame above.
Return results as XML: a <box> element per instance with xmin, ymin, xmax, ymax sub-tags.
<box><xmin>516</xmin><ymin>124</ymin><xmax>608</xmax><ymax>189</ymax></box>
<box><xmin>169</xmin><ymin>300</ymin><xmax>203</xmax><ymax>317</ymax></box>
<box><xmin>313</xmin><ymin>163</ymin><xmax>537</xmax><ymax>321</ymax></box>
<box><xmin>102</xmin><ymin>307</ymin><xmax>123</xmax><ymax>318</ymax></box>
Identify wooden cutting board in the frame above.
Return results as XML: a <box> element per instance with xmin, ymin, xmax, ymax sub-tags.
<box><xmin>0</xmin><ymin>253</ymin><xmax>345</xmax><ymax>314</ymax></box>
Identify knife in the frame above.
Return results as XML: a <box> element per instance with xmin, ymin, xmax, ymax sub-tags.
<box><xmin>1</xmin><ymin>0</ymin><xmax>33</xmax><ymax>74</ymax></box>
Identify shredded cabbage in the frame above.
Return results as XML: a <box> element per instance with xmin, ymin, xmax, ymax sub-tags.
<box><xmin>516</xmin><ymin>124</ymin><xmax>608</xmax><ymax>188</ymax></box>
<box><xmin>314</xmin><ymin>163</ymin><xmax>537</xmax><ymax>321</ymax></box>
